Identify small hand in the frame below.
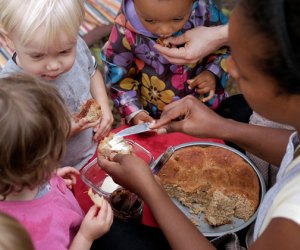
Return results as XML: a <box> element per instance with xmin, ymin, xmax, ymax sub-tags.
<box><xmin>56</xmin><ymin>167</ymin><xmax>80</xmax><ymax>189</ymax></box>
<box><xmin>93</xmin><ymin>112</ymin><xmax>114</xmax><ymax>141</ymax></box>
<box><xmin>70</xmin><ymin>116</ymin><xmax>99</xmax><ymax>137</ymax></box>
<box><xmin>132</xmin><ymin>111</ymin><xmax>154</xmax><ymax>125</ymax></box>
<box><xmin>187</xmin><ymin>70</ymin><xmax>216</xmax><ymax>102</ymax></box>
<box><xmin>79</xmin><ymin>200</ymin><xmax>113</xmax><ymax>241</ymax></box>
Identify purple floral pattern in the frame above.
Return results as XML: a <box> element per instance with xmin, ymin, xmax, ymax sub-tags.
<box><xmin>101</xmin><ymin>0</ymin><xmax>230</xmax><ymax>121</ymax></box>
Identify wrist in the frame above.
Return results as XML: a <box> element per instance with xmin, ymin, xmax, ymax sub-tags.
<box><xmin>69</xmin><ymin>230</ymin><xmax>93</xmax><ymax>250</ymax></box>
<box><xmin>217</xmin><ymin>24</ymin><xmax>229</xmax><ymax>47</ymax></box>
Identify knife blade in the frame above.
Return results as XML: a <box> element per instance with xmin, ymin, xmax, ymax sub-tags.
<box><xmin>151</xmin><ymin>146</ymin><xmax>175</xmax><ymax>174</ymax></box>
<box><xmin>115</xmin><ymin>122</ymin><xmax>152</xmax><ymax>137</ymax></box>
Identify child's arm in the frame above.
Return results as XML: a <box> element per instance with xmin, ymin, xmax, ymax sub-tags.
<box><xmin>90</xmin><ymin>69</ymin><xmax>113</xmax><ymax>141</ymax></box>
<box><xmin>101</xmin><ymin>24</ymin><xmax>147</xmax><ymax>124</ymax></box>
<box><xmin>69</xmin><ymin>201</ymin><xmax>113</xmax><ymax>250</ymax></box>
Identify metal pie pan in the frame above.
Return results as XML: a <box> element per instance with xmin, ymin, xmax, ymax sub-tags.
<box><xmin>152</xmin><ymin>141</ymin><xmax>266</xmax><ymax>237</ymax></box>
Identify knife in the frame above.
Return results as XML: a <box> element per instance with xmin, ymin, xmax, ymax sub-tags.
<box><xmin>115</xmin><ymin>122</ymin><xmax>152</xmax><ymax>137</ymax></box>
<box><xmin>151</xmin><ymin>146</ymin><xmax>175</xmax><ymax>174</ymax></box>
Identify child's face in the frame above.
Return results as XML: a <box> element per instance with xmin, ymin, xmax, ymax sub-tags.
<box><xmin>10</xmin><ymin>29</ymin><xmax>76</xmax><ymax>81</ymax></box>
<box><xmin>134</xmin><ymin>0</ymin><xmax>193</xmax><ymax>38</ymax></box>
<box><xmin>227</xmin><ymin>5</ymin><xmax>287</xmax><ymax>124</ymax></box>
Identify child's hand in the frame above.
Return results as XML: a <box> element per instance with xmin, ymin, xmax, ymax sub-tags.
<box><xmin>56</xmin><ymin>167</ymin><xmax>80</xmax><ymax>189</ymax></box>
<box><xmin>93</xmin><ymin>111</ymin><xmax>113</xmax><ymax>141</ymax></box>
<box><xmin>79</xmin><ymin>200</ymin><xmax>113</xmax><ymax>241</ymax></box>
<box><xmin>70</xmin><ymin>116</ymin><xmax>100</xmax><ymax>137</ymax></box>
<box><xmin>132</xmin><ymin>111</ymin><xmax>154</xmax><ymax>125</ymax></box>
<box><xmin>187</xmin><ymin>70</ymin><xmax>216</xmax><ymax>102</ymax></box>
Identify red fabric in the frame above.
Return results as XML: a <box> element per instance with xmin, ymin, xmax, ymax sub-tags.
<box><xmin>73</xmin><ymin>125</ymin><xmax>224</xmax><ymax>227</ymax></box>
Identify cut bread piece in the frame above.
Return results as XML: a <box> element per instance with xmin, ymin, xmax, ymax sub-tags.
<box><xmin>76</xmin><ymin>99</ymin><xmax>102</xmax><ymax>122</ymax></box>
<box><xmin>88</xmin><ymin>188</ymin><xmax>104</xmax><ymax>207</ymax></box>
<box><xmin>98</xmin><ymin>132</ymin><xmax>132</xmax><ymax>157</ymax></box>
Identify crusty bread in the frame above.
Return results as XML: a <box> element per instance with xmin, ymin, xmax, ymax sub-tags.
<box><xmin>156</xmin><ymin>38</ymin><xmax>172</xmax><ymax>48</ymax></box>
<box><xmin>88</xmin><ymin>188</ymin><xmax>104</xmax><ymax>207</ymax></box>
<box><xmin>98</xmin><ymin>132</ymin><xmax>132</xmax><ymax>157</ymax></box>
<box><xmin>157</xmin><ymin>146</ymin><xmax>260</xmax><ymax>226</ymax></box>
<box><xmin>76</xmin><ymin>99</ymin><xmax>102</xmax><ymax>122</ymax></box>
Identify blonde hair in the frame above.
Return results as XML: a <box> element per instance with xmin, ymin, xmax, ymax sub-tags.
<box><xmin>0</xmin><ymin>212</ymin><xmax>34</xmax><ymax>250</ymax></box>
<box><xmin>0</xmin><ymin>0</ymin><xmax>84</xmax><ymax>49</ymax></box>
<box><xmin>0</xmin><ymin>73</ymin><xmax>71</xmax><ymax>199</ymax></box>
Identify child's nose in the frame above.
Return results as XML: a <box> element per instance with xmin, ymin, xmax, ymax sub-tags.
<box><xmin>157</xmin><ymin>25</ymin><xmax>173</xmax><ymax>38</ymax></box>
<box><xmin>46</xmin><ymin>60</ymin><xmax>60</xmax><ymax>71</ymax></box>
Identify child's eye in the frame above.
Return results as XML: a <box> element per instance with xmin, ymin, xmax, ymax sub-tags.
<box><xmin>173</xmin><ymin>17</ymin><xmax>184</xmax><ymax>21</ymax></box>
<box><xmin>144</xmin><ymin>19</ymin><xmax>155</xmax><ymax>23</ymax></box>
<box><xmin>30</xmin><ymin>54</ymin><xmax>43</xmax><ymax>60</ymax></box>
<box><xmin>60</xmin><ymin>49</ymin><xmax>71</xmax><ymax>55</ymax></box>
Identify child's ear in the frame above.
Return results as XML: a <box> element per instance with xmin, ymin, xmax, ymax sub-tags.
<box><xmin>0</xmin><ymin>28</ymin><xmax>15</xmax><ymax>51</ymax></box>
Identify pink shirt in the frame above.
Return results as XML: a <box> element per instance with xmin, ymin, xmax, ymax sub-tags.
<box><xmin>0</xmin><ymin>175</ymin><xmax>84</xmax><ymax>250</ymax></box>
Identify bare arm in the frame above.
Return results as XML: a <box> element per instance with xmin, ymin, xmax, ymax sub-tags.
<box><xmin>150</xmin><ymin>96</ymin><xmax>292</xmax><ymax>166</ymax></box>
<box><xmin>153</xmin><ymin>25</ymin><xmax>228</xmax><ymax>65</ymax></box>
<box><xmin>98</xmin><ymin>154</ymin><xmax>215</xmax><ymax>250</ymax></box>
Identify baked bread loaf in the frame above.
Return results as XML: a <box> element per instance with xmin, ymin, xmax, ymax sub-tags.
<box><xmin>76</xmin><ymin>99</ymin><xmax>102</xmax><ymax>122</ymax></box>
<box><xmin>98</xmin><ymin>133</ymin><xmax>132</xmax><ymax>157</ymax></box>
<box><xmin>157</xmin><ymin>146</ymin><xmax>260</xmax><ymax>226</ymax></box>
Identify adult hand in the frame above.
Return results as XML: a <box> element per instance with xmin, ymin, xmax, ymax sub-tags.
<box><xmin>150</xmin><ymin>95</ymin><xmax>226</xmax><ymax>138</ymax></box>
<box><xmin>98</xmin><ymin>153</ymin><xmax>156</xmax><ymax>198</ymax></box>
<box><xmin>153</xmin><ymin>25</ymin><xmax>228</xmax><ymax>65</ymax></box>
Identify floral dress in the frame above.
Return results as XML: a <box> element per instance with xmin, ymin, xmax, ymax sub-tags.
<box><xmin>101</xmin><ymin>0</ymin><xmax>230</xmax><ymax>121</ymax></box>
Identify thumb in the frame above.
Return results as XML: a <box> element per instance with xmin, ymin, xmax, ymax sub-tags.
<box><xmin>168</xmin><ymin>34</ymin><xmax>187</xmax><ymax>46</ymax></box>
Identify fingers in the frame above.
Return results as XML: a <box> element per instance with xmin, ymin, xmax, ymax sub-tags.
<box><xmin>153</xmin><ymin>45</ymin><xmax>191</xmax><ymax>65</ymax></box>
<box><xmin>93</xmin><ymin>118</ymin><xmax>112</xmax><ymax>141</ymax></box>
<box><xmin>97</xmin><ymin>155</ymin><xmax>119</xmax><ymax>173</ymax></box>
<box><xmin>201</xmin><ymin>90</ymin><xmax>215</xmax><ymax>102</ymax></box>
<box><xmin>57</xmin><ymin>166</ymin><xmax>80</xmax><ymax>176</ymax></box>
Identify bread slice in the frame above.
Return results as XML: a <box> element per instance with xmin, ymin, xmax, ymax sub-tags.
<box><xmin>158</xmin><ymin>146</ymin><xmax>260</xmax><ymax>226</ymax></box>
<box><xmin>76</xmin><ymin>99</ymin><xmax>102</xmax><ymax>122</ymax></box>
<box><xmin>88</xmin><ymin>188</ymin><xmax>104</xmax><ymax>207</ymax></box>
<box><xmin>98</xmin><ymin>133</ymin><xmax>132</xmax><ymax>157</ymax></box>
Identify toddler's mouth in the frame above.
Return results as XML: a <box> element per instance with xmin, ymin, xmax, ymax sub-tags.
<box><xmin>42</xmin><ymin>74</ymin><xmax>59</xmax><ymax>80</ymax></box>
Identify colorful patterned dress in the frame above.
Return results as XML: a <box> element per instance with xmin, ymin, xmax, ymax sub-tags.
<box><xmin>101</xmin><ymin>0</ymin><xmax>230</xmax><ymax>122</ymax></box>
